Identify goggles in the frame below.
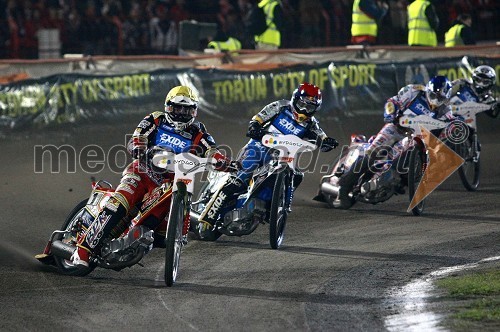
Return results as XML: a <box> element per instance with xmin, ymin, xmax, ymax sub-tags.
<box><xmin>166</xmin><ymin>103</ymin><xmax>197</xmax><ymax>116</ymax></box>
<box><xmin>473</xmin><ymin>76</ymin><xmax>491</xmax><ymax>87</ymax></box>
<box><xmin>427</xmin><ymin>91</ymin><xmax>447</xmax><ymax>103</ymax></box>
<box><xmin>295</xmin><ymin>98</ymin><xmax>318</xmax><ymax>114</ymax></box>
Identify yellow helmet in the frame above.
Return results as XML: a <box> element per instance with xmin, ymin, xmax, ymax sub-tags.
<box><xmin>164</xmin><ymin>86</ymin><xmax>199</xmax><ymax>130</ymax></box>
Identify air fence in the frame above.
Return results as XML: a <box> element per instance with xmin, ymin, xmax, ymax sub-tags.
<box><xmin>0</xmin><ymin>45</ymin><xmax>498</xmax><ymax>130</ymax></box>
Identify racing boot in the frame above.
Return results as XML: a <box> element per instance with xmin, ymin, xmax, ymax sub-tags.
<box><xmin>71</xmin><ymin>196</ymin><xmax>128</xmax><ymax>268</ymax></box>
<box><xmin>197</xmin><ymin>175</ymin><xmax>245</xmax><ymax>239</ymax></box>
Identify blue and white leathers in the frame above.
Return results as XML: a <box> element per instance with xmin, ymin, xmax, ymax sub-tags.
<box><xmin>237</xmin><ymin>106</ymin><xmax>310</xmax><ymax>183</ymax></box>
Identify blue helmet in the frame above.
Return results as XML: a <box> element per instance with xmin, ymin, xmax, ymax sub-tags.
<box><xmin>425</xmin><ymin>76</ymin><xmax>452</xmax><ymax>109</ymax></box>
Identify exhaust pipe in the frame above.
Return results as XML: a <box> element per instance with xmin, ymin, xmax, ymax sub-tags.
<box><xmin>320</xmin><ymin>182</ymin><xmax>339</xmax><ymax>197</ymax></box>
<box><xmin>51</xmin><ymin>240</ymin><xmax>76</xmax><ymax>260</ymax></box>
<box><xmin>190</xmin><ymin>210</ymin><xmax>201</xmax><ymax>223</ymax></box>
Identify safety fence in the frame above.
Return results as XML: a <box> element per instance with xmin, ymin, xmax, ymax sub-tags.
<box><xmin>0</xmin><ymin>47</ymin><xmax>499</xmax><ymax>130</ymax></box>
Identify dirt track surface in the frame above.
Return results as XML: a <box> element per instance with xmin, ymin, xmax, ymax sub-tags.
<box><xmin>1</xmin><ymin>113</ymin><xmax>499</xmax><ymax>331</ymax></box>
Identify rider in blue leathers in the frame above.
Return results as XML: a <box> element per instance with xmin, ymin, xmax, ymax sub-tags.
<box><xmin>451</xmin><ymin>65</ymin><xmax>499</xmax><ymax>118</ymax></box>
<box><xmin>334</xmin><ymin>76</ymin><xmax>456</xmax><ymax>208</ymax></box>
<box><xmin>197</xmin><ymin>83</ymin><xmax>338</xmax><ymax>236</ymax></box>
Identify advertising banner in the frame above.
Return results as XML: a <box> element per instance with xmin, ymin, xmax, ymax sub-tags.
<box><xmin>1</xmin><ymin>56</ymin><xmax>498</xmax><ymax>129</ymax></box>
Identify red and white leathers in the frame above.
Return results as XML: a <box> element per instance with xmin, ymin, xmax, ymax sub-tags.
<box><xmin>74</xmin><ymin>111</ymin><xmax>231</xmax><ymax>262</ymax></box>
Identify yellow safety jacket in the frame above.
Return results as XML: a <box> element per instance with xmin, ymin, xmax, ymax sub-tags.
<box><xmin>207</xmin><ymin>37</ymin><xmax>242</xmax><ymax>52</ymax></box>
<box><xmin>407</xmin><ymin>0</ymin><xmax>437</xmax><ymax>46</ymax></box>
<box><xmin>351</xmin><ymin>0</ymin><xmax>377</xmax><ymax>37</ymax></box>
<box><xmin>444</xmin><ymin>24</ymin><xmax>464</xmax><ymax>47</ymax></box>
<box><xmin>255</xmin><ymin>0</ymin><xmax>281</xmax><ymax>47</ymax></box>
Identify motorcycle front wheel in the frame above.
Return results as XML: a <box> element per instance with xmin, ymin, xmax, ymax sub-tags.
<box><xmin>164</xmin><ymin>182</ymin><xmax>187</xmax><ymax>286</ymax></box>
<box><xmin>456</xmin><ymin>134</ymin><xmax>480</xmax><ymax>191</ymax></box>
<box><xmin>408</xmin><ymin>146</ymin><xmax>426</xmax><ymax>216</ymax></box>
<box><xmin>269</xmin><ymin>171</ymin><xmax>288</xmax><ymax>249</ymax></box>
<box><xmin>53</xmin><ymin>199</ymin><xmax>96</xmax><ymax>276</ymax></box>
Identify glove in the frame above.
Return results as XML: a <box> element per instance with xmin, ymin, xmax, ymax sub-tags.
<box><xmin>213</xmin><ymin>151</ymin><xmax>241</xmax><ymax>172</ymax></box>
<box><xmin>320</xmin><ymin>137</ymin><xmax>339</xmax><ymax>152</ymax></box>
<box><xmin>246</xmin><ymin>121</ymin><xmax>264</xmax><ymax>140</ymax></box>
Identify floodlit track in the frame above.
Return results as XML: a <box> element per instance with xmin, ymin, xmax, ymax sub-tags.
<box><xmin>1</xmin><ymin>114</ymin><xmax>498</xmax><ymax>331</ymax></box>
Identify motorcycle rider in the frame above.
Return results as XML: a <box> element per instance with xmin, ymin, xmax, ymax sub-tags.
<box><xmin>335</xmin><ymin>76</ymin><xmax>455</xmax><ymax>208</ymax></box>
<box><xmin>71</xmin><ymin>85</ymin><xmax>238</xmax><ymax>268</ymax></box>
<box><xmin>196</xmin><ymin>82</ymin><xmax>339</xmax><ymax>238</ymax></box>
<box><xmin>451</xmin><ymin>65</ymin><xmax>499</xmax><ymax>118</ymax></box>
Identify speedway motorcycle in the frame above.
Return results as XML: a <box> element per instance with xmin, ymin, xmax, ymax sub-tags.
<box><xmin>190</xmin><ymin>133</ymin><xmax>317</xmax><ymax>249</ymax></box>
<box><xmin>448</xmin><ymin>100</ymin><xmax>492</xmax><ymax>191</ymax></box>
<box><xmin>36</xmin><ymin>149</ymin><xmax>214</xmax><ymax>286</ymax></box>
<box><xmin>315</xmin><ymin>111</ymin><xmax>453</xmax><ymax>216</ymax></box>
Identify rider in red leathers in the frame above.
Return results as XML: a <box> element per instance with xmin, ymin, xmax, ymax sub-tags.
<box><xmin>71</xmin><ymin>85</ymin><xmax>237</xmax><ymax>267</ymax></box>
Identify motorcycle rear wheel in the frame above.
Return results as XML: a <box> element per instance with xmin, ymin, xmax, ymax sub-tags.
<box><xmin>53</xmin><ymin>199</ymin><xmax>96</xmax><ymax>276</ymax></box>
<box><xmin>164</xmin><ymin>182</ymin><xmax>187</xmax><ymax>286</ymax></box>
<box><xmin>408</xmin><ymin>146</ymin><xmax>426</xmax><ymax>216</ymax></box>
<box><xmin>269</xmin><ymin>171</ymin><xmax>288</xmax><ymax>249</ymax></box>
<box><xmin>456</xmin><ymin>135</ymin><xmax>480</xmax><ymax>191</ymax></box>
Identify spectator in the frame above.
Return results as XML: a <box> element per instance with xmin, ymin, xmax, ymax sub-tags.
<box><xmin>298</xmin><ymin>0</ymin><xmax>324</xmax><ymax>47</ymax></box>
<box><xmin>254</xmin><ymin>0</ymin><xmax>284</xmax><ymax>50</ymax></box>
<box><xmin>78</xmin><ymin>3</ymin><xmax>105</xmax><ymax>55</ymax></box>
<box><xmin>62</xmin><ymin>7</ymin><xmax>81</xmax><ymax>54</ymax></box>
<box><xmin>351</xmin><ymin>0</ymin><xmax>389</xmax><ymax>46</ymax></box>
<box><xmin>207</xmin><ymin>29</ymin><xmax>242</xmax><ymax>52</ymax></box>
<box><xmin>445</xmin><ymin>13</ymin><xmax>475</xmax><ymax>47</ymax></box>
<box><xmin>407</xmin><ymin>0</ymin><xmax>439</xmax><ymax>46</ymax></box>
<box><xmin>122</xmin><ymin>4</ymin><xmax>150</xmax><ymax>55</ymax></box>
<box><xmin>0</xmin><ymin>0</ymin><xmax>11</xmax><ymax>58</ymax></box>
<box><xmin>149</xmin><ymin>3</ymin><xmax>178</xmax><ymax>55</ymax></box>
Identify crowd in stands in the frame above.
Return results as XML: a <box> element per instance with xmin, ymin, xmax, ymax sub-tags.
<box><xmin>0</xmin><ymin>0</ymin><xmax>498</xmax><ymax>59</ymax></box>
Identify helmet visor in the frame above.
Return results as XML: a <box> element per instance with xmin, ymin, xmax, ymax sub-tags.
<box><xmin>295</xmin><ymin>98</ymin><xmax>318</xmax><ymax>114</ymax></box>
<box><xmin>166</xmin><ymin>103</ymin><xmax>197</xmax><ymax>122</ymax></box>
<box><xmin>473</xmin><ymin>75</ymin><xmax>492</xmax><ymax>88</ymax></box>
<box><xmin>427</xmin><ymin>91</ymin><xmax>447</xmax><ymax>106</ymax></box>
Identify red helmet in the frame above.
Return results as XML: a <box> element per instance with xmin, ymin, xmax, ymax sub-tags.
<box><xmin>290</xmin><ymin>83</ymin><xmax>322</xmax><ymax>122</ymax></box>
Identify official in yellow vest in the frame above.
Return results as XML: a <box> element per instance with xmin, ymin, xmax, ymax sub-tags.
<box><xmin>407</xmin><ymin>0</ymin><xmax>439</xmax><ymax>46</ymax></box>
<box><xmin>207</xmin><ymin>37</ymin><xmax>242</xmax><ymax>52</ymax></box>
<box><xmin>445</xmin><ymin>14</ymin><xmax>475</xmax><ymax>47</ymax></box>
<box><xmin>255</xmin><ymin>0</ymin><xmax>283</xmax><ymax>50</ymax></box>
<box><xmin>351</xmin><ymin>0</ymin><xmax>388</xmax><ymax>46</ymax></box>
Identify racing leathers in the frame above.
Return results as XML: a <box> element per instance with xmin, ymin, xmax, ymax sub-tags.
<box><xmin>338</xmin><ymin>84</ymin><xmax>455</xmax><ymax>202</ymax></box>
<box><xmin>74</xmin><ymin>111</ymin><xmax>233</xmax><ymax>260</ymax></box>
<box><xmin>451</xmin><ymin>78</ymin><xmax>499</xmax><ymax>118</ymax></box>
<box><xmin>197</xmin><ymin>99</ymin><xmax>338</xmax><ymax>232</ymax></box>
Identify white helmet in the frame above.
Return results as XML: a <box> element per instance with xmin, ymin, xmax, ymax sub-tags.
<box><xmin>472</xmin><ymin>65</ymin><xmax>496</xmax><ymax>97</ymax></box>
<box><xmin>164</xmin><ymin>86</ymin><xmax>199</xmax><ymax>131</ymax></box>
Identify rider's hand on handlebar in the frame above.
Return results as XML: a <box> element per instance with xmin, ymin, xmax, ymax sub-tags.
<box><xmin>215</xmin><ymin>158</ymin><xmax>241</xmax><ymax>172</ymax></box>
<box><xmin>320</xmin><ymin>137</ymin><xmax>339</xmax><ymax>152</ymax></box>
<box><xmin>246</xmin><ymin>121</ymin><xmax>265</xmax><ymax>140</ymax></box>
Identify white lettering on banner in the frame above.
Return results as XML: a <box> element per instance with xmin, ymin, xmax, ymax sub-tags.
<box><xmin>279</xmin><ymin>118</ymin><xmax>301</xmax><ymax>135</ymax></box>
<box><xmin>159</xmin><ymin>134</ymin><xmax>187</xmax><ymax>149</ymax></box>
<box><xmin>207</xmin><ymin>192</ymin><xmax>227</xmax><ymax>219</ymax></box>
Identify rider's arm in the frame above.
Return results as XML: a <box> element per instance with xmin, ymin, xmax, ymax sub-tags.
<box><xmin>130</xmin><ymin>112</ymin><xmax>161</xmax><ymax>159</ymax></box>
<box><xmin>385</xmin><ymin>85</ymin><xmax>423</xmax><ymax>124</ymax></box>
<box><xmin>192</xmin><ymin>129</ymin><xmax>240</xmax><ymax>172</ymax></box>
<box><xmin>247</xmin><ymin>101</ymin><xmax>282</xmax><ymax>139</ymax></box>
<box><xmin>305</xmin><ymin>119</ymin><xmax>338</xmax><ymax>152</ymax></box>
